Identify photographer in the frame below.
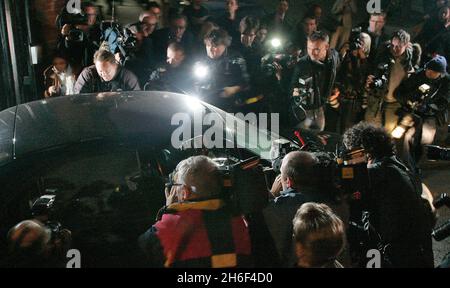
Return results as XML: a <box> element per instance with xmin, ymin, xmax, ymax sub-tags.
<box><xmin>263</xmin><ymin>151</ymin><xmax>347</xmax><ymax>267</ymax></box>
<box><xmin>417</xmin><ymin>5</ymin><xmax>450</xmax><ymax>69</ymax></box>
<box><xmin>215</xmin><ymin>0</ymin><xmax>243</xmax><ymax>48</ymax></box>
<box><xmin>364</xmin><ymin>30</ymin><xmax>422</xmax><ymax>134</ymax></box>
<box><xmin>194</xmin><ymin>28</ymin><xmax>250</xmax><ymax>112</ymax></box>
<box><xmin>151</xmin><ymin>14</ymin><xmax>195</xmax><ymax>64</ymax></box>
<box><xmin>138</xmin><ymin>156</ymin><xmax>253</xmax><ymax>268</ymax></box>
<box><xmin>56</xmin><ymin>2</ymin><xmax>102</xmax><ymax>69</ymax></box>
<box><xmin>362</xmin><ymin>12</ymin><xmax>389</xmax><ymax>69</ymax></box>
<box><xmin>43</xmin><ymin>53</ymin><xmax>78</xmax><ymax>97</ymax></box>
<box><xmin>343</xmin><ymin>122</ymin><xmax>434</xmax><ymax>267</ymax></box>
<box><xmin>262</xmin><ymin>0</ymin><xmax>292</xmax><ymax>41</ymax></box>
<box><xmin>394</xmin><ymin>55</ymin><xmax>450</xmax><ymax>172</ymax></box>
<box><xmin>292</xmin><ymin>15</ymin><xmax>317</xmax><ymax>57</ymax></box>
<box><xmin>290</xmin><ymin>31</ymin><xmax>341</xmax><ymax>131</ymax></box>
<box><xmin>336</xmin><ymin>31</ymin><xmax>372</xmax><ymax>132</ymax></box>
<box><xmin>144</xmin><ymin>42</ymin><xmax>193</xmax><ymax>93</ymax></box>
<box><xmin>74</xmin><ymin>49</ymin><xmax>140</xmax><ymax>94</ymax></box>
<box><xmin>6</xmin><ymin>220</ymin><xmax>71</xmax><ymax>268</ymax></box>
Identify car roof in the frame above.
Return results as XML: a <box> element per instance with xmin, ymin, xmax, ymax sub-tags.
<box><xmin>0</xmin><ymin>91</ymin><xmax>215</xmax><ymax>166</ymax></box>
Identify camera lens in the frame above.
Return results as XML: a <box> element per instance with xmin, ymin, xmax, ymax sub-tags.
<box><xmin>432</xmin><ymin>220</ymin><xmax>450</xmax><ymax>241</ymax></box>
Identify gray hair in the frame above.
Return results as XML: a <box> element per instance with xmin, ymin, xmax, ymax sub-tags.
<box><xmin>176</xmin><ymin>156</ymin><xmax>222</xmax><ymax>198</ymax></box>
<box><xmin>281</xmin><ymin>151</ymin><xmax>319</xmax><ymax>187</ymax></box>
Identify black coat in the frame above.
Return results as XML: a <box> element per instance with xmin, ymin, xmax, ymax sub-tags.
<box><xmin>367</xmin><ymin>156</ymin><xmax>434</xmax><ymax>267</ymax></box>
<box><xmin>74</xmin><ymin>65</ymin><xmax>141</xmax><ymax>94</ymax></box>
<box><xmin>395</xmin><ymin>69</ymin><xmax>449</xmax><ymax>125</ymax></box>
<box><xmin>290</xmin><ymin>49</ymin><xmax>341</xmax><ymax>110</ymax></box>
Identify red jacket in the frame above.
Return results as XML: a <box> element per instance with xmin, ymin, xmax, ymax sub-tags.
<box><xmin>141</xmin><ymin>199</ymin><xmax>253</xmax><ymax>268</ymax></box>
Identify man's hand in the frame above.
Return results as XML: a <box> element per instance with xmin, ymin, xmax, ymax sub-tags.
<box><xmin>61</xmin><ymin>24</ymin><xmax>71</xmax><ymax>36</ymax></box>
<box><xmin>47</xmin><ymin>86</ymin><xmax>59</xmax><ymax>96</ymax></box>
<box><xmin>165</xmin><ymin>185</ymin><xmax>179</xmax><ymax>206</ymax></box>
<box><xmin>365</xmin><ymin>75</ymin><xmax>375</xmax><ymax>90</ymax></box>
<box><xmin>221</xmin><ymin>86</ymin><xmax>241</xmax><ymax>98</ymax></box>
<box><xmin>270</xmin><ymin>174</ymin><xmax>283</xmax><ymax>198</ymax></box>
<box><xmin>272</xmin><ymin>61</ymin><xmax>283</xmax><ymax>81</ymax></box>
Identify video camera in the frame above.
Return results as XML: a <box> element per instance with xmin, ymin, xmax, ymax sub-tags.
<box><xmin>101</xmin><ymin>21</ymin><xmax>137</xmax><ymax>63</ymax></box>
<box><xmin>335</xmin><ymin>148</ymin><xmax>370</xmax><ymax>198</ymax></box>
<box><xmin>214</xmin><ymin>156</ymin><xmax>269</xmax><ymax>214</ymax></box>
<box><xmin>56</xmin><ymin>3</ymin><xmax>91</xmax><ymax>43</ymax></box>
<box><xmin>432</xmin><ymin>193</ymin><xmax>450</xmax><ymax>242</ymax></box>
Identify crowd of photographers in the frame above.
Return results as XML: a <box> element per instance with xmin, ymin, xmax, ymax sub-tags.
<box><xmin>8</xmin><ymin>0</ymin><xmax>449</xmax><ymax>268</ymax></box>
<box><xmin>44</xmin><ymin>0</ymin><xmax>450</xmax><ymax>173</ymax></box>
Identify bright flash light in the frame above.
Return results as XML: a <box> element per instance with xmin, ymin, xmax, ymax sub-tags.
<box><xmin>184</xmin><ymin>95</ymin><xmax>204</xmax><ymax>111</ymax></box>
<box><xmin>391</xmin><ymin>126</ymin><xmax>406</xmax><ymax>139</ymax></box>
<box><xmin>193</xmin><ymin>63</ymin><xmax>209</xmax><ymax>79</ymax></box>
<box><xmin>271</xmin><ymin>38</ymin><xmax>282</xmax><ymax>48</ymax></box>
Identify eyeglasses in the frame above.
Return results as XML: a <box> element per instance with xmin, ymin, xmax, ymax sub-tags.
<box><xmin>165</xmin><ymin>172</ymin><xmax>183</xmax><ymax>189</ymax></box>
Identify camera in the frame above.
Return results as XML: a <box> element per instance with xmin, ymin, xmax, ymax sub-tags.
<box><xmin>426</xmin><ymin>145</ymin><xmax>450</xmax><ymax>161</ymax></box>
<box><xmin>101</xmin><ymin>21</ymin><xmax>138</xmax><ymax>62</ymax></box>
<box><xmin>261</xmin><ymin>53</ymin><xmax>296</xmax><ymax>77</ymax></box>
<box><xmin>295</xmin><ymin>77</ymin><xmax>314</xmax><ymax>101</ymax></box>
<box><xmin>432</xmin><ymin>193</ymin><xmax>450</xmax><ymax>241</ymax></box>
<box><xmin>58</xmin><ymin>11</ymin><xmax>89</xmax><ymax>43</ymax></box>
<box><xmin>31</xmin><ymin>195</ymin><xmax>65</xmax><ymax>242</ymax></box>
<box><xmin>370</xmin><ymin>63</ymin><xmax>390</xmax><ymax>90</ymax></box>
<box><xmin>432</xmin><ymin>221</ymin><xmax>450</xmax><ymax>241</ymax></box>
<box><xmin>349</xmin><ymin>27</ymin><xmax>363</xmax><ymax>51</ymax></box>
<box><xmin>434</xmin><ymin>193</ymin><xmax>450</xmax><ymax>208</ymax></box>
<box><xmin>270</xmin><ymin>139</ymin><xmax>299</xmax><ymax>173</ymax></box>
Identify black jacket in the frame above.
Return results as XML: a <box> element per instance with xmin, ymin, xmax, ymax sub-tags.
<box><xmin>144</xmin><ymin>60</ymin><xmax>194</xmax><ymax>94</ymax></box>
<box><xmin>367</xmin><ymin>156</ymin><xmax>434</xmax><ymax>267</ymax></box>
<box><xmin>197</xmin><ymin>49</ymin><xmax>250</xmax><ymax>110</ymax></box>
<box><xmin>74</xmin><ymin>65</ymin><xmax>141</xmax><ymax>94</ymax></box>
<box><xmin>290</xmin><ymin>49</ymin><xmax>341</xmax><ymax>110</ymax></box>
<box><xmin>395</xmin><ymin>69</ymin><xmax>450</xmax><ymax>125</ymax></box>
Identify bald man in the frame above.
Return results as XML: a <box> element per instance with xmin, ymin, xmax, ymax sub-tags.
<box><xmin>263</xmin><ymin>151</ymin><xmax>346</xmax><ymax>267</ymax></box>
<box><xmin>7</xmin><ymin>220</ymin><xmax>70</xmax><ymax>267</ymax></box>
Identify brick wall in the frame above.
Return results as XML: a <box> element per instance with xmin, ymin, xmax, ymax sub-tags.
<box><xmin>32</xmin><ymin>0</ymin><xmax>66</xmax><ymax>57</ymax></box>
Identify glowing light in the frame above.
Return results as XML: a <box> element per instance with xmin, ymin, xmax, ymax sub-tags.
<box><xmin>184</xmin><ymin>95</ymin><xmax>204</xmax><ymax>111</ymax></box>
<box><xmin>193</xmin><ymin>63</ymin><xmax>209</xmax><ymax>79</ymax></box>
<box><xmin>271</xmin><ymin>38</ymin><xmax>282</xmax><ymax>48</ymax></box>
<box><xmin>391</xmin><ymin>126</ymin><xmax>406</xmax><ymax>139</ymax></box>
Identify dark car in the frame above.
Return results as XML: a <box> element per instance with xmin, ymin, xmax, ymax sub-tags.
<box><xmin>0</xmin><ymin>91</ymin><xmax>335</xmax><ymax>267</ymax></box>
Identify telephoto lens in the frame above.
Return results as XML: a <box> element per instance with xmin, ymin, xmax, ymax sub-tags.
<box><xmin>426</xmin><ymin>145</ymin><xmax>450</xmax><ymax>161</ymax></box>
<box><xmin>432</xmin><ymin>220</ymin><xmax>450</xmax><ymax>241</ymax></box>
<box><xmin>434</xmin><ymin>193</ymin><xmax>450</xmax><ymax>209</ymax></box>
